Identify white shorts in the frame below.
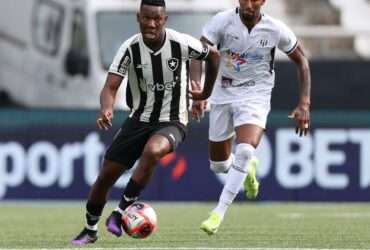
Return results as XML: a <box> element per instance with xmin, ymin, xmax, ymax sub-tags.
<box><xmin>209</xmin><ymin>99</ymin><xmax>270</xmax><ymax>142</ymax></box>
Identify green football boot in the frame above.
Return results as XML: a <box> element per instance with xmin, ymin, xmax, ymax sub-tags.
<box><xmin>200</xmin><ymin>212</ymin><xmax>222</xmax><ymax>235</ymax></box>
<box><xmin>244</xmin><ymin>156</ymin><xmax>260</xmax><ymax>199</ymax></box>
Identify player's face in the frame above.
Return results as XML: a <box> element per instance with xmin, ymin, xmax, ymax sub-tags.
<box><xmin>137</xmin><ymin>5</ymin><xmax>168</xmax><ymax>43</ymax></box>
<box><xmin>239</xmin><ymin>0</ymin><xmax>265</xmax><ymax>21</ymax></box>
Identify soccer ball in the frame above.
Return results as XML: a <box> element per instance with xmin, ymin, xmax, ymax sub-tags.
<box><xmin>121</xmin><ymin>202</ymin><xmax>157</xmax><ymax>239</ymax></box>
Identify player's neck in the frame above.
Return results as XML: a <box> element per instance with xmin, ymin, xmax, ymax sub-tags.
<box><xmin>143</xmin><ymin>31</ymin><xmax>166</xmax><ymax>52</ymax></box>
<box><xmin>240</xmin><ymin>13</ymin><xmax>262</xmax><ymax>33</ymax></box>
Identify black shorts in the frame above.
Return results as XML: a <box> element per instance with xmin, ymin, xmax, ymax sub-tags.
<box><xmin>105</xmin><ymin>118</ymin><xmax>187</xmax><ymax>168</ymax></box>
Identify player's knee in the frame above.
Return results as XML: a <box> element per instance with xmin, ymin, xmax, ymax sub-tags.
<box><xmin>142</xmin><ymin>145</ymin><xmax>166</xmax><ymax>162</ymax></box>
<box><xmin>234</xmin><ymin>143</ymin><xmax>255</xmax><ymax>172</ymax></box>
<box><xmin>210</xmin><ymin>154</ymin><xmax>234</xmax><ymax>173</ymax></box>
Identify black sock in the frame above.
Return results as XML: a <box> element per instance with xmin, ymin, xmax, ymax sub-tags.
<box><xmin>86</xmin><ymin>202</ymin><xmax>105</xmax><ymax>228</ymax></box>
<box><xmin>118</xmin><ymin>178</ymin><xmax>144</xmax><ymax>211</ymax></box>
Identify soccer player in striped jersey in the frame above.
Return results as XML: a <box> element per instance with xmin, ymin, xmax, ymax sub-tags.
<box><xmin>191</xmin><ymin>0</ymin><xmax>311</xmax><ymax>235</ymax></box>
<box><xmin>71</xmin><ymin>0</ymin><xmax>220</xmax><ymax>245</ymax></box>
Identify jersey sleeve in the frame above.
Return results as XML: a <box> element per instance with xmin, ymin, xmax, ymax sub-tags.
<box><xmin>277</xmin><ymin>20</ymin><xmax>298</xmax><ymax>55</ymax></box>
<box><xmin>182</xmin><ymin>33</ymin><xmax>210</xmax><ymax>60</ymax></box>
<box><xmin>109</xmin><ymin>40</ymin><xmax>132</xmax><ymax>77</ymax></box>
<box><xmin>202</xmin><ymin>12</ymin><xmax>224</xmax><ymax>45</ymax></box>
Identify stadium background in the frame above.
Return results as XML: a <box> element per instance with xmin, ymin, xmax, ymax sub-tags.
<box><xmin>1</xmin><ymin>0</ymin><xmax>370</xmax><ymax>249</ymax></box>
<box><xmin>1</xmin><ymin>0</ymin><xmax>369</xmax><ymax>202</ymax></box>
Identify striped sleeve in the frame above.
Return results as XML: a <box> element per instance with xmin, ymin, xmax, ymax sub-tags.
<box><xmin>182</xmin><ymin>33</ymin><xmax>210</xmax><ymax>60</ymax></box>
<box><xmin>109</xmin><ymin>40</ymin><xmax>132</xmax><ymax>77</ymax></box>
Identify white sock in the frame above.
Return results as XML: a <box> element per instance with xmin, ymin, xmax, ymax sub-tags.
<box><xmin>213</xmin><ymin>143</ymin><xmax>255</xmax><ymax>220</ymax></box>
<box><xmin>210</xmin><ymin>153</ymin><xmax>234</xmax><ymax>173</ymax></box>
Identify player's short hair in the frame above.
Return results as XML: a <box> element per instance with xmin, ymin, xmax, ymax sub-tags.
<box><xmin>141</xmin><ymin>0</ymin><xmax>166</xmax><ymax>7</ymax></box>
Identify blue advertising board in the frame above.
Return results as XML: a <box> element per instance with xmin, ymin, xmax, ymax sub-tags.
<box><xmin>0</xmin><ymin>110</ymin><xmax>369</xmax><ymax>201</ymax></box>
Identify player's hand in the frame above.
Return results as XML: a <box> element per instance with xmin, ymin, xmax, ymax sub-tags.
<box><xmin>97</xmin><ymin>109</ymin><xmax>113</xmax><ymax>130</ymax></box>
<box><xmin>189</xmin><ymin>80</ymin><xmax>208</xmax><ymax>100</ymax></box>
<box><xmin>192</xmin><ymin>100</ymin><xmax>207</xmax><ymax>122</ymax></box>
<box><xmin>288</xmin><ymin>103</ymin><xmax>310</xmax><ymax>137</ymax></box>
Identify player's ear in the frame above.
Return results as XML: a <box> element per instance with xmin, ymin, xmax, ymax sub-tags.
<box><xmin>137</xmin><ymin>12</ymin><xmax>140</xmax><ymax>23</ymax></box>
<box><xmin>164</xmin><ymin>15</ymin><xmax>168</xmax><ymax>23</ymax></box>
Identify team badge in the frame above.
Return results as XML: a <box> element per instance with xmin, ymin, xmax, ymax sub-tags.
<box><xmin>259</xmin><ymin>35</ymin><xmax>270</xmax><ymax>47</ymax></box>
<box><xmin>167</xmin><ymin>58</ymin><xmax>179</xmax><ymax>71</ymax></box>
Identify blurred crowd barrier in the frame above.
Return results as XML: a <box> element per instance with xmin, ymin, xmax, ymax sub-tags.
<box><xmin>0</xmin><ymin>110</ymin><xmax>369</xmax><ymax>201</ymax></box>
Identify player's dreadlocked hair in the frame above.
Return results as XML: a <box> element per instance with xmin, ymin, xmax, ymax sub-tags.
<box><xmin>141</xmin><ymin>0</ymin><xmax>166</xmax><ymax>7</ymax></box>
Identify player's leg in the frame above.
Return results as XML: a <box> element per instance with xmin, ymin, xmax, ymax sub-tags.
<box><xmin>208</xmin><ymin>103</ymin><xmax>235</xmax><ymax>174</ymax></box>
<box><xmin>71</xmin><ymin>118</ymin><xmax>148</xmax><ymax>243</ymax></box>
<box><xmin>209</xmin><ymin>139</ymin><xmax>234</xmax><ymax>173</ymax></box>
<box><xmin>233</xmin><ymin>99</ymin><xmax>268</xmax><ymax>199</ymax></box>
<box><xmin>71</xmin><ymin>159</ymin><xmax>127</xmax><ymax>245</ymax></box>
<box><xmin>201</xmin><ymin>128</ymin><xmax>263</xmax><ymax>236</ymax></box>
<box><xmin>200</xmin><ymin>101</ymin><xmax>267</xmax><ymax>235</ymax></box>
<box><xmin>107</xmin><ymin>123</ymin><xmax>186</xmax><ymax>236</ymax></box>
<box><xmin>235</xmin><ymin>124</ymin><xmax>263</xmax><ymax>199</ymax></box>
<box><xmin>200</xmin><ymin>103</ymin><xmax>234</xmax><ymax>235</ymax></box>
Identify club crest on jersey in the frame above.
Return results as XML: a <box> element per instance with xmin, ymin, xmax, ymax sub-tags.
<box><xmin>167</xmin><ymin>58</ymin><xmax>179</xmax><ymax>71</ymax></box>
<box><xmin>259</xmin><ymin>35</ymin><xmax>269</xmax><ymax>47</ymax></box>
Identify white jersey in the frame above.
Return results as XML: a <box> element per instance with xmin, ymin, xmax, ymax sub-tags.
<box><xmin>203</xmin><ymin>8</ymin><xmax>298</xmax><ymax>104</ymax></box>
<box><xmin>109</xmin><ymin>28</ymin><xmax>209</xmax><ymax>125</ymax></box>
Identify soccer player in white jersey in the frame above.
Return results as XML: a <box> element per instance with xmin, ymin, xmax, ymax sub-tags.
<box><xmin>190</xmin><ymin>0</ymin><xmax>311</xmax><ymax>235</ymax></box>
<box><xmin>71</xmin><ymin>0</ymin><xmax>220</xmax><ymax>245</ymax></box>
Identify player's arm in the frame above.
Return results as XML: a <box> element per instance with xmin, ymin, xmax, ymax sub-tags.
<box><xmin>97</xmin><ymin>73</ymin><xmax>123</xmax><ymax>130</ymax></box>
<box><xmin>189</xmin><ymin>36</ymin><xmax>215</xmax><ymax>121</ymax></box>
<box><xmin>288</xmin><ymin>44</ymin><xmax>311</xmax><ymax>136</ymax></box>
<box><xmin>190</xmin><ymin>37</ymin><xmax>214</xmax><ymax>84</ymax></box>
<box><xmin>97</xmin><ymin>41</ymin><xmax>131</xmax><ymax>130</ymax></box>
<box><xmin>190</xmin><ymin>45</ymin><xmax>220</xmax><ymax>100</ymax></box>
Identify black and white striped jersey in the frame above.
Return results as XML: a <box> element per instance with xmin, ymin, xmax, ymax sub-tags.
<box><xmin>109</xmin><ymin>28</ymin><xmax>209</xmax><ymax>125</ymax></box>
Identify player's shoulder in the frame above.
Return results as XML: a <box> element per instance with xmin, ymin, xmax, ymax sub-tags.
<box><xmin>213</xmin><ymin>8</ymin><xmax>237</xmax><ymax>22</ymax></box>
<box><xmin>166</xmin><ymin>28</ymin><xmax>197</xmax><ymax>44</ymax></box>
<box><xmin>120</xmin><ymin>33</ymin><xmax>141</xmax><ymax>49</ymax></box>
<box><xmin>262</xmin><ymin>14</ymin><xmax>291</xmax><ymax>31</ymax></box>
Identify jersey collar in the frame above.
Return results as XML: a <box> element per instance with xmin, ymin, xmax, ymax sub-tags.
<box><xmin>140</xmin><ymin>30</ymin><xmax>168</xmax><ymax>56</ymax></box>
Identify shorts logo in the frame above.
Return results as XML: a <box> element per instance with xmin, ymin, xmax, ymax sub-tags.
<box><xmin>169</xmin><ymin>133</ymin><xmax>175</xmax><ymax>142</ymax></box>
<box><xmin>167</xmin><ymin>58</ymin><xmax>179</xmax><ymax>71</ymax></box>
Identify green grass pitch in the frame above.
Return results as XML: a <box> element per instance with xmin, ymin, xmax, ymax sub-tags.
<box><xmin>0</xmin><ymin>202</ymin><xmax>370</xmax><ymax>249</ymax></box>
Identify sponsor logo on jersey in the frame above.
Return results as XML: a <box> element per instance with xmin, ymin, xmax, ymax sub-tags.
<box><xmin>136</xmin><ymin>63</ymin><xmax>148</xmax><ymax>69</ymax></box>
<box><xmin>118</xmin><ymin>56</ymin><xmax>130</xmax><ymax>75</ymax></box>
<box><xmin>221</xmin><ymin>76</ymin><xmax>233</xmax><ymax>88</ymax></box>
<box><xmin>221</xmin><ymin>77</ymin><xmax>256</xmax><ymax>89</ymax></box>
<box><xmin>226</xmin><ymin>33</ymin><xmax>239</xmax><ymax>40</ymax></box>
<box><xmin>139</xmin><ymin>78</ymin><xmax>179</xmax><ymax>92</ymax></box>
<box><xmin>223</xmin><ymin>49</ymin><xmax>264</xmax><ymax>72</ymax></box>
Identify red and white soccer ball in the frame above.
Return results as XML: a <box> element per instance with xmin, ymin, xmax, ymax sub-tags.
<box><xmin>121</xmin><ymin>202</ymin><xmax>157</xmax><ymax>239</ymax></box>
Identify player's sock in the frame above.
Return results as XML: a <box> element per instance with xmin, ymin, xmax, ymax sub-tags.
<box><xmin>210</xmin><ymin>153</ymin><xmax>234</xmax><ymax>173</ymax></box>
<box><xmin>213</xmin><ymin>143</ymin><xmax>255</xmax><ymax>219</ymax></box>
<box><xmin>85</xmin><ymin>202</ymin><xmax>105</xmax><ymax>231</ymax></box>
<box><xmin>118</xmin><ymin>178</ymin><xmax>144</xmax><ymax>211</ymax></box>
